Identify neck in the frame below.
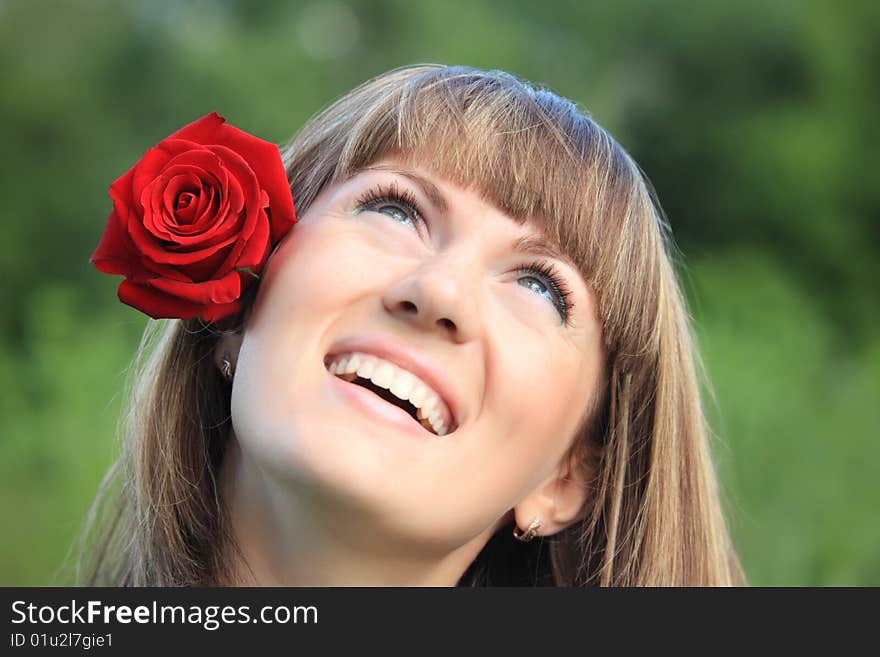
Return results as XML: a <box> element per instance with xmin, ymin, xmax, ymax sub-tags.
<box><xmin>218</xmin><ymin>435</ymin><xmax>496</xmax><ymax>586</ymax></box>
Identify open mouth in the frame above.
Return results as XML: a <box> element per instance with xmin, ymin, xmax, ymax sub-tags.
<box><xmin>323</xmin><ymin>352</ymin><xmax>456</xmax><ymax>436</ymax></box>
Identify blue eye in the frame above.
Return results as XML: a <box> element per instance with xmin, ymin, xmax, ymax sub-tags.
<box><xmin>518</xmin><ymin>275</ymin><xmax>554</xmax><ymax>304</ymax></box>
<box><xmin>515</xmin><ymin>260</ymin><xmax>575</xmax><ymax>326</ymax></box>
<box><xmin>355</xmin><ymin>184</ymin><xmax>424</xmax><ymax>234</ymax></box>
<box><xmin>375</xmin><ymin>204</ymin><xmax>418</xmax><ymax>231</ymax></box>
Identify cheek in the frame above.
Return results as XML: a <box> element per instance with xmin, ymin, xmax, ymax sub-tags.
<box><xmin>258</xmin><ymin>222</ymin><xmax>377</xmax><ymax>315</ymax></box>
<box><xmin>486</xmin><ymin>341</ymin><xmax>588</xmax><ymax>478</ymax></box>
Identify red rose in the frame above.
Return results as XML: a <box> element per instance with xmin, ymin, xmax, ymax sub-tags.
<box><xmin>90</xmin><ymin>112</ymin><xmax>296</xmax><ymax>322</ymax></box>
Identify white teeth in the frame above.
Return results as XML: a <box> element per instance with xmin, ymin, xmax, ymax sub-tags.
<box><xmin>409</xmin><ymin>382</ymin><xmax>429</xmax><ymax>408</ymax></box>
<box><xmin>421</xmin><ymin>394</ymin><xmax>439</xmax><ymax>416</ymax></box>
<box><xmin>328</xmin><ymin>351</ymin><xmax>454</xmax><ymax>436</ymax></box>
<box><xmin>372</xmin><ymin>361</ymin><xmax>395</xmax><ymax>388</ymax></box>
<box><xmin>390</xmin><ymin>371</ymin><xmax>416</xmax><ymax>399</ymax></box>
<box><xmin>356</xmin><ymin>356</ymin><xmax>376</xmax><ymax>379</ymax></box>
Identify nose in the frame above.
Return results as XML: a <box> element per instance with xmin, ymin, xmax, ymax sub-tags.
<box><xmin>382</xmin><ymin>258</ymin><xmax>481</xmax><ymax>343</ymax></box>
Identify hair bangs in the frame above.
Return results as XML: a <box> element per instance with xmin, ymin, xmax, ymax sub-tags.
<box><xmin>324</xmin><ymin>67</ymin><xmax>632</xmax><ymax>286</ymax></box>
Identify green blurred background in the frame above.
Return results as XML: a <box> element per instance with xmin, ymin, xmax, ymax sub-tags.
<box><xmin>1</xmin><ymin>0</ymin><xmax>877</xmax><ymax>585</ymax></box>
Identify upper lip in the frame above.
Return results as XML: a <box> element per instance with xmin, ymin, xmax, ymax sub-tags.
<box><xmin>324</xmin><ymin>334</ymin><xmax>461</xmax><ymax>432</ymax></box>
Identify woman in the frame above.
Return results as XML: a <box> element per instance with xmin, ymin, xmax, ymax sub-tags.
<box><xmin>80</xmin><ymin>64</ymin><xmax>745</xmax><ymax>586</ymax></box>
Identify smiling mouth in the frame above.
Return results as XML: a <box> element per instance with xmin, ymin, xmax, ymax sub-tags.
<box><xmin>324</xmin><ymin>354</ymin><xmax>455</xmax><ymax>436</ymax></box>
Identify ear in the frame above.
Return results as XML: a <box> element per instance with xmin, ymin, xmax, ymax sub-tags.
<box><xmin>213</xmin><ymin>331</ymin><xmax>243</xmax><ymax>376</ymax></box>
<box><xmin>512</xmin><ymin>445</ymin><xmax>594</xmax><ymax>538</ymax></box>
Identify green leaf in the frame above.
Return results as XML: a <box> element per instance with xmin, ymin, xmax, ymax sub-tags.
<box><xmin>235</xmin><ymin>267</ymin><xmax>260</xmax><ymax>280</ymax></box>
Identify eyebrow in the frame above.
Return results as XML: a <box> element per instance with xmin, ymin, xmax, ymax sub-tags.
<box><xmin>511</xmin><ymin>235</ymin><xmax>579</xmax><ymax>272</ymax></box>
<box><xmin>359</xmin><ymin>165</ymin><xmax>449</xmax><ymax>213</ymax></box>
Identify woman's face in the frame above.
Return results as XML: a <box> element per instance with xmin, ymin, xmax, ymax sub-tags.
<box><xmin>230</xmin><ymin>158</ymin><xmax>605</xmax><ymax>549</ymax></box>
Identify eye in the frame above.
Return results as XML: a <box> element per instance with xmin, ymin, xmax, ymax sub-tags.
<box><xmin>377</xmin><ymin>205</ymin><xmax>415</xmax><ymax>229</ymax></box>
<box><xmin>355</xmin><ymin>183</ymin><xmax>425</xmax><ymax>235</ymax></box>
<box><xmin>515</xmin><ymin>259</ymin><xmax>576</xmax><ymax>327</ymax></box>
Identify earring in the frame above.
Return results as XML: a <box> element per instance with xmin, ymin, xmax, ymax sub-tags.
<box><xmin>513</xmin><ymin>517</ymin><xmax>541</xmax><ymax>542</ymax></box>
<box><xmin>220</xmin><ymin>354</ymin><xmax>235</xmax><ymax>382</ymax></box>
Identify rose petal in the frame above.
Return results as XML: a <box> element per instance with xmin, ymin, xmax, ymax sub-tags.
<box><xmin>171</xmin><ymin>198</ymin><xmax>242</xmax><ymax>246</ymax></box>
<box><xmin>108</xmin><ymin>166</ymin><xmax>138</xmax><ymax>225</ymax></box>
<box><xmin>197</xmin><ymin>298</ymin><xmax>242</xmax><ymax>324</ymax></box>
<box><xmin>163</xmin><ymin>185</ymin><xmax>222</xmax><ymax>236</ymax></box>
<box><xmin>192</xmin><ymin>185</ymin><xmax>217</xmax><ymax>225</ymax></box>
<box><xmin>148</xmin><ymin>269</ymin><xmax>241</xmax><ymax>305</ymax></box>
<box><xmin>208</xmin><ymin>144</ymin><xmax>262</xmax><ymax>234</ymax></box>
<box><xmin>163</xmin><ymin>174</ymin><xmax>201</xmax><ymax>209</ymax></box>
<box><xmin>174</xmin><ymin>191</ymin><xmax>200</xmax><ymax>225</ymax></box>
<box><xmin>145</xmin><ymin>176</ymin><xmax>228</xmax><ymax>244</ymax></box>
<box><xmin>130</xmin><ymin>214</ymin><xmax>239</xmax><ymax>266</ymax></box>
<box><xmin>90</xmin><ymin>209</ymin><xmax>135</xmax><ymax>277</ymax></box>
<box><xmin>131</xmin><ymin>140</ymin><xmax>196</xmax><ymax>202</ymax></box>
<box><xmin>232</xmin><ymin>206</ymin><xmax>271</xmax><ymax>269</ymax></box>
<box><xmin>163</xmin><ymin>174</ymin><xmax>201</xmax><ymax>222</ymax></box>
<box><xmin>176</xmin><ymin>244</ymin><xmax>234</xmax><ymax>282</ymax></box>
<box><xmin>165</xmin><ymin>112</ymin><xmax>228</xmax><ymax>144</ymax></box>
<box><xmin>94</xmin><ymin>208</ymin><xmax>195</xmax><ymax>284</ymax></box>
<box><xmin>118</xmin><ymin>279</ymin><xmax>203</xmax><ymax>320</ymax></box>
<box><xmin>136</xmin><ymin>254</ymin><xmax>193</xmax><ymax>283</ymax></box>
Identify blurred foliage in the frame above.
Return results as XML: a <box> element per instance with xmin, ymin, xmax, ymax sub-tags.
<box><xmin>1</xmin><ymin>0</ymin><xmax>877</xmax><ymax>585</ymax></box>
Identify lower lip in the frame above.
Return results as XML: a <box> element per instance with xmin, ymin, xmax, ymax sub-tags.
<box><xmin>328</xmin><ymin>372</ymin><xmax>436</xmax><ymax>439</ymax></box>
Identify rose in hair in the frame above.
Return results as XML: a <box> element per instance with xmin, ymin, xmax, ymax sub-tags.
<box><xmin>90</xmin><ymin>112</ymin><xmax>296</xmax><ymax>322</ymax></box>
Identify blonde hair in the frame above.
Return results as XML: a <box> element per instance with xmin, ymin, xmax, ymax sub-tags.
<box><xmin>78</xmin><ymin>64</ymin><xmax>745</xmax><ymax>586</ymax></box>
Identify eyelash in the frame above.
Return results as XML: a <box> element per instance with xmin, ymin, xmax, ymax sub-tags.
<box><xmin>355</xmin><ymin>182</ymin><xmax>425</xmax><ymax>232</ymax></box>
<box><xmin>515</xmin><ymin>259</ymin><xmax>576</xmax><ymax>327</ymax></box>
<box><xmin>355</xmin><ymin>184</ymin><xmax>576</xmax><ymax>326</ymax></box>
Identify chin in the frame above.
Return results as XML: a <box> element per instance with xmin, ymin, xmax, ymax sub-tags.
<box><xmin>243</xmin><ymin>421</ymin><xmax>379</xmax><ymax>494</ymax></box>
